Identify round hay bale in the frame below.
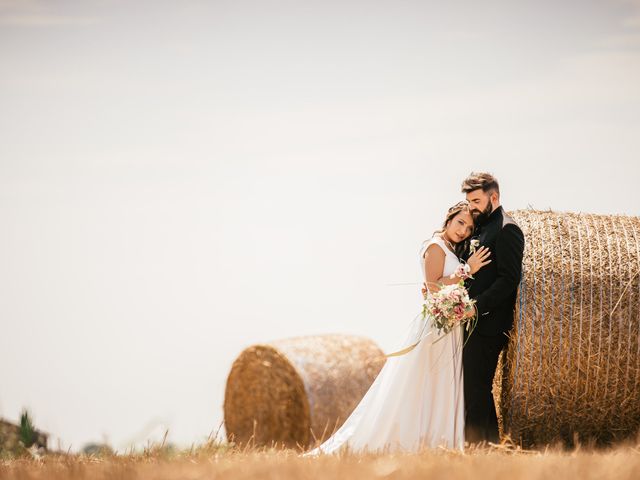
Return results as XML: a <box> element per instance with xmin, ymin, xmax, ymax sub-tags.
<box><xmin>497</xmin><ymin>210</ymin><xmax>640</xmax><ymax>446</ymax></box>
<box><xmin>223</xmin><ymin>334</ymin><xmax>386</xmax><ymax>448</ymax></box>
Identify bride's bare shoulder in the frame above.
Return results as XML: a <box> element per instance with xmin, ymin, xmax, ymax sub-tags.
<box><xmin>421</xmin><ymin>236</ymin><xmax>446</xmax><ymax>260</ymax></box>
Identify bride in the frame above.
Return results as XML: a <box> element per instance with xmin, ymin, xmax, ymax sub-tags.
<box><xmin>305</xmin><ymin>201</ymin><xmax>491</xmax><ymax>455</ymax></box>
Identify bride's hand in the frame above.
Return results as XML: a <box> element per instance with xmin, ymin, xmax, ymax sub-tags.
<box><xmin>467</xmin><ymin>246</ymin><xmax>491</xmax><ymax>274</ymax></box>
<box><xmin>464</xmin><ymin>305</ymin><xmax>477</xmax><ymax>319</ymax></box>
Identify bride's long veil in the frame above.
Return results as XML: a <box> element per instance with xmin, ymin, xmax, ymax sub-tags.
<box><xmin>385</xmin><ymin>238</ymin><xmax>436</xmax><ymax>358</ymax></box>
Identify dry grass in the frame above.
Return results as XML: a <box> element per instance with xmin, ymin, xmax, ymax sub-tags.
<box><xmin>2</xmin><ymin>440</ymin><xmax>640</xmax><ymax>480</ymax></box>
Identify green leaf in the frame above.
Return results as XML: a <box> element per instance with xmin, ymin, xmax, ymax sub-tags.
<box><xmin>18</xmin><ymin>409</ymin><xmax>37</xmax><ymax>448</ymax></box>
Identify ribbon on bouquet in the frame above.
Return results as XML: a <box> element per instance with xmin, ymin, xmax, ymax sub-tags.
<box><xmin>384</xmin><ymin>311</ymin><xmax>433</xmax><ymax>358</ymax></box>
<box><xmin>385</xmin><ymin>339</ymin><xmax>421</xmax><ymax>357</ymax></box>
<box><xmin>385</xmin><ymin>331</ymin><xmax>434</xmax><ymax>357</ymax></box>
<box><xmin>383</xmin><ymin>278</ymin><xmax>464</xmax><ymax>358</ymax></box>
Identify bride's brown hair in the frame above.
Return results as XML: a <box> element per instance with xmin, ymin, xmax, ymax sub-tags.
<box><xmin>433</xmin><ymin>200</ymin><xmax>474</xmax><ymax>258</ymax></box>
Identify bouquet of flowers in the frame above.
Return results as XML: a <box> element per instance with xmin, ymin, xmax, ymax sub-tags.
<box><xmin>385</xmin><ymin>263</ymin><xmax>478</xmax><ymax>358</ymax></box>
<box><xmin>422</xmin><ymin>279</ymin><xmax>477</xmax><ymax>336</ymax></box>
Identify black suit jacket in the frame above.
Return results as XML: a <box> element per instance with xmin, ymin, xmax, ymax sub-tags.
<box><xmin>464</xmin><ymin>206</ymin><xmax>525</xmax><ymax>336</ymax></box>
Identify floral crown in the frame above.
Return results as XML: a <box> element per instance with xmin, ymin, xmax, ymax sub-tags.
<box><xmin>447</xmin><ymin>200</ymin><xmax>470</xmax><ymax>214</ymax></box>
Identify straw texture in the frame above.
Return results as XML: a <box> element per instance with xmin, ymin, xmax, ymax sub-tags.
<box><xmin>497</xmin><ymin>210</ymin><xmax>640</xmax><ymax>446</ymax></box>
<box><xmin>224</xmin><ymin>334</ymin><xmax>386</xmax><ymax>448</ymax></box>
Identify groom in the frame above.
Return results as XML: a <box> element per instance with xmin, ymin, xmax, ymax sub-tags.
<box><xmin>461</xmin><ymin>172</ymin><xmax>525</xmax><ymax>444</ymax></box>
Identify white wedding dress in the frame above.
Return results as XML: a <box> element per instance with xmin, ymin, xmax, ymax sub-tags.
<box><xmin>305</xmin><ymin>235</ymin><xmax>465</xmax><ymax>455</ymax></box>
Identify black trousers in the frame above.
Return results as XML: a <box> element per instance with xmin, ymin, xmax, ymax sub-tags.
<box><xmin>462</xmin><ymin>329</ymin><xmax>508</xmax><ymax>443</ymax></box>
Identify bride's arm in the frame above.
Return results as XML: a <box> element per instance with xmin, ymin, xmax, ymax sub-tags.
<box><xmin>423</xmin><ymin>244</ymin><xmax>466</xmax><ymax>293</ymax></box>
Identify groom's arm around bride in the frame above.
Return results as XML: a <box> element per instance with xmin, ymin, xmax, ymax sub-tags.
<box><xmin>460</xmin><ymin>172</ymin><xmax>525</xmax><ymax>444</ymax></box>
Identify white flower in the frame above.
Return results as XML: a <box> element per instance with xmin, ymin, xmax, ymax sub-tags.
<box><xmin>454</xmin><ymin>262</ymin><xmax>472</xmax><ymax>280</ymax></box>
<box><xmin>440</xmin><ymin>283</ymin><xmax>459</xmax><ymax>295</ymax></box>
<box><xmin>470</xmin><ymin>239</ymin><xmax>480</xmax><ymax>254</ymax></box>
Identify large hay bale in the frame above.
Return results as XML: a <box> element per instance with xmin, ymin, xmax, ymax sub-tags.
<box><xmin>223</xmin><ymin>334</ymin><xmax>386</xmax><ymax>448</ymax></box>
<box><xmin>498</xmin><ymin>210</ymin><xmax>640</xmax><ymax>446</ymax></box>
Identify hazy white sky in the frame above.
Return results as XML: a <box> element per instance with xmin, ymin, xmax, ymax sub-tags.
<box><xmin>1</xmin><ymin>0</ymin><xmax>639</xmax><ymax>451</ymax></box>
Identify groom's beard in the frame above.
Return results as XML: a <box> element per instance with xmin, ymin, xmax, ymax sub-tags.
<box><xmin>473</xmin><ymin>202</ymin><xmax>494</xmax><ymax>225</ymax></box>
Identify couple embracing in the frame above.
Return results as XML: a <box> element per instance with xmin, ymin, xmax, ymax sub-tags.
<box><xmin>306</xmin><ymin>172</ymin><xmax>525</xmax><ymax>455</ymax></box>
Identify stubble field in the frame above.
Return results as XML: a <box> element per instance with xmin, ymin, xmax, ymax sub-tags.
<box><xmin>2</xmin><ymin>440</ymin><xmax>640</xmax><ymax>480</ymax></box>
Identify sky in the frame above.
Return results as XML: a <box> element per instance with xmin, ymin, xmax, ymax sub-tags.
<box><xmin>1</xmin><ymin>0</ymin><xmax>639</xmax><ymax>452</ymax></box>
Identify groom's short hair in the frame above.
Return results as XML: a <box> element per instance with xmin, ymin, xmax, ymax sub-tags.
<box><xmin>461</xmin><ymin>172</ymin><xmax>500</xmax><ymax>196</ymax></box>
